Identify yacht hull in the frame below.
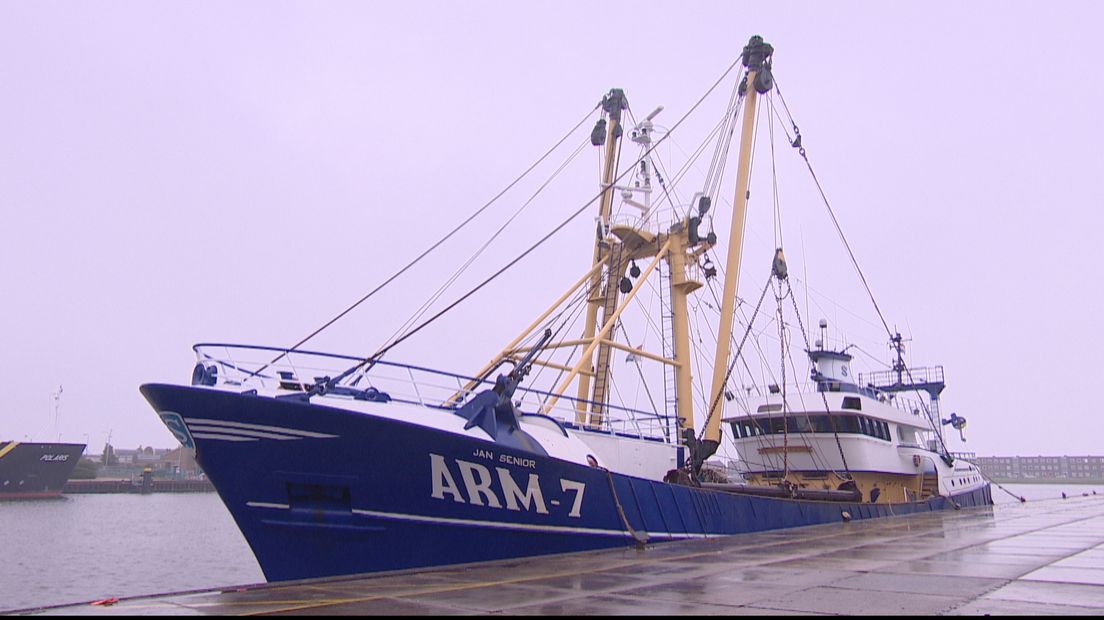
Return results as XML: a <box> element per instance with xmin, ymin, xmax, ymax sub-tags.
<box><xmin>141</xmin><ymin>383</ymin><xmax>992</xmax><ymax>582</ymax></box>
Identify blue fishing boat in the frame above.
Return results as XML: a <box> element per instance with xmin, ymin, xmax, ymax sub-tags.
<box><xmin>142</xmin><ymin>36</ymin><xmax>991</xmax><ymax>582</ymax></box>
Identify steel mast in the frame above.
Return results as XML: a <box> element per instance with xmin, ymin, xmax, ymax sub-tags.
<box><xmin>700</xmin><ymin>36</ymin><xmax>774</xmax><ymax>463</ymax></box>
<box><xmin>575</xmin><ymin>89</ymin><xmax>628</xmax><ymax>426</ymax></box>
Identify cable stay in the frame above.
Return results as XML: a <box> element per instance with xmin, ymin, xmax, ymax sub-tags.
<box><xmin>250</xmin><ymin>103</ymin><xmax>602</xmax><ymax>378</ymax></box>
<box><xmin>768</xmin><ymin>79</ymin><xmax>958</xmax><ymax>465</ymax></box>
<box><xmin>310</xmin><ymin>53</ymin><xmax>752</xmax><ymax>398</ymax></box>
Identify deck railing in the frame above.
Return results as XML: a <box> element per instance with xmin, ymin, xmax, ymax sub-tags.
<box><xmin>861</xmin><ymin>366</ymin><xmax>945</xmax><ymax>390</ymax></box>
<box><xmin>192</xmin><ymin>343</ymin><xmax>679</xmax><ymax>442</ymax></box>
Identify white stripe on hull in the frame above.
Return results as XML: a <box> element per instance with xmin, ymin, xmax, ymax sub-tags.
<box><xmin>243</xmin><ymin>501</ymin><xmax>707</xmax><ymax>540</ymax></box>
<box><xmin>191</xmin><ymin>433</ymin><xmax>258</xmax><ymax>442</ymax></box>
<box><xmin>187</xmin><ymin>425</ymin><xmax>304</xmax><ymax>440</ymax></box>
<box><xmin>184</xmin><ymin>417</ymin><xmax>337</xmax><ymax>439</ymax></box>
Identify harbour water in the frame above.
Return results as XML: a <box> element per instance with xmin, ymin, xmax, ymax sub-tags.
<box><xmin>0</xmin><ymin>483</ymin><xmax>1099</xmax><ymax>613</ymax></box>
<box><xmin>0</xmin><ymin>493</ymin><xmax>263</xmax><ymax>612</ymax></box>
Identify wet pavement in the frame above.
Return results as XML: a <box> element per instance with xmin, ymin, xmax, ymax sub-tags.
<box><xmin>15</xmin><ymin>494</ymin><xmax>1104</xmax><ymax>615</ymax></box>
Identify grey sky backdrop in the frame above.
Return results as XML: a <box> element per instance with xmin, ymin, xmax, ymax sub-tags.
<box><xmin>2</xmin><ymin>1</ymin><xmax>1102</xmax><ymax>458</ymax></box>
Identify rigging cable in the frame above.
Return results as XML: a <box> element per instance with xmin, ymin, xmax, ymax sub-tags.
<box><xmin>696</xmin><ymin>272</ymin><xmax>774</xmax><ymax>451</ymax></box>
<box><xmin>764</xmin><ymin>101</ymin><xmax>838</xmax><ymax>479</ymax></box>
<box><xmin>617</xmin><ymin>321</ymin><xmax>664</xmax><ymax>430</ymax></box>
<box><xmin>381</xmin><ymin>138</ymin><xmax>591</xmax><ymax>355</ymax></box>
<box><xmin>515</xmin><ymin>282</ymin><xmax>590</xmax><ymax>393</ymax></box>
<box><xmin>331</xmin><ymin>52</ymin><xmax>753</xmax><ymax>386</ymax></box>
<box><xmin>776</xmin><ymin>278</ymin><xmax>790</xmax><ymax>479</ymax></box>
<box><xmin>786</xmin><ymin>281</ymin><xmax>854</xmax><ymax>477</ymax></box>
<box><xmin>773</xmin><ymin>78</ymin><xmax>952</xmax><ymax>460</ymax></box>
<box><xmin>250</xmin><ymin>103</ymin><xmax>601</xmax><ymax>377</ymax></box>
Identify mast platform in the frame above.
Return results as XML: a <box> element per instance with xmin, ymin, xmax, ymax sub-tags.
<box><xmin>18</xmin><ymin>495</ymin><xmax>1104</xmax><ymax>615</ymax></box>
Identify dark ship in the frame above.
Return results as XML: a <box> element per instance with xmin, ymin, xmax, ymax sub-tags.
<box><xmin>0</xmin><ymin>441</ymin><xmax>86</xmax><ymax>500</ymax></box>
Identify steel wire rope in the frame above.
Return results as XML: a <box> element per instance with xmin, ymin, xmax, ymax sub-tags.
<box><xmin>772</xmin><ymin>79</ymin><xmax>952</xmax><ymax>458</ymax></box>
<box><xmin>694</xmin><ymin>273</ymin><xmax>774</xmax><ymax>458</ymax></box>
<box><xmin>527</xmin><ymin>286</ymin><xmax>593</xmax><ymax>395</ymax></box>
<box><xmin>701</xmin><ymin>75</ymin><xmax>744</xmax><ymax>197</ymax></box>
<box><xmin>249</xmin><ymin>103</ymin><xmax>601</xmax><ymax>377</ymax></box>
<box><xmin>698</xmin><ymin>253</ymin><xmax>822</xmax><ymax>474</ymax></box>
<box><xmin>693</xmin><ymin>291</ymin><xmax>758</xmax><ymax>418</ymax></box>
<box><xmin>687</xmin><ymin>93</ymin><xmax>768</xmax><ymax>455</ymax></box>
<box><xmin>710</xmin><ymin>284</ymin><xmax>784</xmax><ymax>476</ymax></box>
<box><xmin>763</xmin><ymin>95</ymin><xmax>836</xmax><ymax>479</ymax></box>
<box><xmin>778</xmin><ymin>282</ymin><xmax>842</xmax><ymax>478</ymax></box>
<box><xmin>615</xmin><ymin>321</ymin><xmax>664</xmax><ymax>430</ymax></box>
<box><xmin>623</xmin><ymin>267</ymin><xmax>681</xmax><ymax>430</ymax></box>
<box><xmin>380</xmin><ymin>138</ymin><xmax>592</xmax><ymax>357</ymax></box>
<box><xmin>514</xmin><ymin>284</ymin><xmax>589</xmax><ymax>387</ymax></box>
<box><xmin>534</xmin><ymin>288</ymin><xmax>592</xmax><ymax>412</ymax></box>
<box><xmin>706</xmin><ymin>256</ymin><xmax>783</xmax><ymax>397</ymax></box>
<box><xmin>330</xmin><ymin>54</ymin><xmax>757</xmax><ymax>394</ymax></box>
<box><xmin>628</xmin><ymin>72</ymin><xmax>746</xmax><ymax>221</ymax></box>
<box><xmin>768</xmin><ymin>278</ymin><xmax>834</xmax><ymax>474</ymax></box>
<box><xmin>774</xmin><ymin>280</ymin><xmax>792</xmax><ymax>478</ymax></box>
<box><xmin>654</xmin><ymin>114</ymin><xmax>729</xmax><ymax>216</ymax></box>
<box><xmin>789</xmin><ymin>275</ymin><xmax>887</xmax><ymax>335</ymax></box>
<box><xmin>786</xmin><ymin>281</ymin><xmax>854</xmax><ymax>478</ymax></box>
<box><xmin>768</xmin><ymin>93</ymin><xmax>784</xmax><ymax>249</ymax></box>
<box><xmin>688</xmin><ymin>301</ymin><xmax>723</xmax><ymax>418</ymax></box>
<box><xmin>499</xmin><ymin>275</ymin><xmax>596</xmax><ymax>404</ymax></box>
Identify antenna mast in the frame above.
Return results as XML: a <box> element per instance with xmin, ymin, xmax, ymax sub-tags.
<box><xmin>52</xmin><ymin>384</ymin><xmax>64</xmax><ymax>442</ymax></box>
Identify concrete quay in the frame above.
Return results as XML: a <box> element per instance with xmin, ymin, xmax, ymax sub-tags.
<box><xmin>17</xmin><ymin>494</ymin><xmax>1104</xmax><ymax>616</ymax></box>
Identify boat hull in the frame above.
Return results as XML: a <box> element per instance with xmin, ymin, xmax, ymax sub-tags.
<box><xmin>141</xmin><ymin>383</ymin><xmax>992</xmax><ymax>582</ymax></box>
<box><xmin>0</xmin><ymin>441</ymin><xmax>86</xmax><ymax>500</ymax></box>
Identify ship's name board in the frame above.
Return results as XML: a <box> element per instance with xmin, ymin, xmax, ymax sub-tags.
<box><xmin>40</xmin><ymin>454</ymin><xmax>71</xmax><ymax>462</ymax></box>
<box><xmin>429</xmin><ymin>453</ymin><xmax>585</xmax><ymax>518</ymax></box>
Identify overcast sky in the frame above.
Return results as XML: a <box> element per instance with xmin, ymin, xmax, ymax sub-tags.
<box><xmin>2</xmin><ymin>1</ymin><xmax>1102</xmax><ymax>458</ymax></box>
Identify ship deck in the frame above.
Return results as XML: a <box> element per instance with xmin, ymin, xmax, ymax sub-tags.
<box><xmin>17</xmin><ymin>494</ymin><xmax>1104</xmax><ymax>616</ymax></box>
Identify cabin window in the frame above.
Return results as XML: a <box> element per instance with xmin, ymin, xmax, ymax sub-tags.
<box><xmin>731</xmin><ymin>414</ymin><xmax>891</xmax><ymax>441</ymax></box>
<box><xmin>842</xmin><ymin>416</ymin><xmax>860</xmax><ymax>434</ymax></box>
<box><xmin>842</xmin><ymin>396</ymin><xmax>862</xmax><ymax>410</ymax></box>
<box><xmin>789</xmin><ymin>415</ymin><xmax>814</xmax><ymax>432</ymax></box>
<box><xmin>757</xmin><ymin>404</ymin><xmax>784</xmax><ymax>413</ymax></box>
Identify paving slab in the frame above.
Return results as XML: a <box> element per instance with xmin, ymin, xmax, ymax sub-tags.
<box><xmin>750</xmin><ymin>584</ymin><xmax>964</xmax><ymax>615</ymax></box>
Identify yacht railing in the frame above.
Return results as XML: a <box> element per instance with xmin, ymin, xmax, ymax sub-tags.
<box><xmin>193</xmin><ymin>343</ymin><xmax>679</xmax><ymax>442</ymax></box>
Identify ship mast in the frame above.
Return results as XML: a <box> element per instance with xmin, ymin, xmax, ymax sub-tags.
<box><xmin>460</xmin><ymin>39</ymin><xmax>774</xmax><ymax>450</ymax></box>
<box><xmin>700</xmin><ymin>36</ymin><xmax>774</xmax><ymax>461</ymax></box>
<box><xmin>575</xmin><ymin>89</ymin><xmax>628</xmax><ymax>426</ymax></box>
<box><xmin>528</xmin><ymin>94</ymin><xmax>709</xmax><ymax>434</ymax></box>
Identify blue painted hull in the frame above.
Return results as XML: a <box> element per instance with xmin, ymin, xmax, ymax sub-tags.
<box><xmin>141</xmin><ymin>384</ymin><xmax>993</xmax><ymax>582</ymax></box>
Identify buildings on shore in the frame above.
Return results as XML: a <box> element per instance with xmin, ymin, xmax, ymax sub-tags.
<box><xmin>84</xmin><ymin>445</ymin><xmax>204</xmax><ymax>479</ymax></box>
<box><xmin>974</xmin><ymin>455</ymin><xmax>1104</xmax><ymax>481</ymax></box>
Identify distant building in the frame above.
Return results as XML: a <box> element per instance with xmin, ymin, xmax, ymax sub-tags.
<box><xmin>1066</xmin><ymin>456</ymin><xmax>1104</xmax><ymax>480</ymax></box>
<box><xmin>975</xmin><ymin>455</ymin><xmax>1104</xmax><ymax>480</ymax></box>
<box><xmin>156</xmin><ymin>447</ymin><xmax>203</xmax><ymax>478</ymax></box>
<box><xmin>90</xmin><ymin>444</ymin><xmax>205</xmax><ymax>479</ymax></box>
